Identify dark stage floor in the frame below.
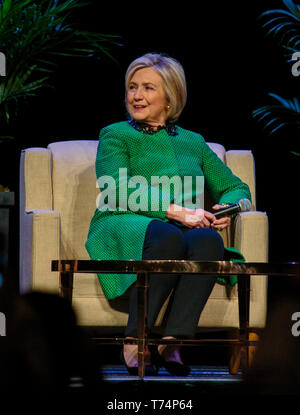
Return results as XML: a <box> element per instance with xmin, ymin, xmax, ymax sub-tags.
<box><xmin>70</xmin><ymin>364</ymin><xmax>242</xmax><ymax>388</ymax></box>
<box><xmin>66</xmin><ymin>364</ymin><xmax>298</xmax><ymax>411</ymax></box>
<box><xmin>2</xmin><ymin>362</ymin><xmax>296</xmax><ymax>410</ymax></box>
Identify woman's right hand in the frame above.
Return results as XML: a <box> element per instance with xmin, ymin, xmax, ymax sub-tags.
<box><xmin>166</xmin><ymin>204</ymin><xmax>216</xmax><ymax>228</ymax></box>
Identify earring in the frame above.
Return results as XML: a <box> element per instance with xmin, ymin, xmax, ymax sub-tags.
<box><xmin>167</xmin><ymin>105</ymin><xmax>171</xmax><ymax>110</ymax></box>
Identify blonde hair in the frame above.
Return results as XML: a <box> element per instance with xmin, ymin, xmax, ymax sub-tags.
<box><xmin>125</xmin><ymin>53</ymin><xmax>187</xmax><ymax>123</ymax></box>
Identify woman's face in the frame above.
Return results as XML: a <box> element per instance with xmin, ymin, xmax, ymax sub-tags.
<box><xmin>126</xmin><ymin>67</ymin><xmax>169</xmax><ymax>127</ymax></box>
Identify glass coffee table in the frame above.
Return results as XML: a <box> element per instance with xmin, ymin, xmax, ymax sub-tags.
<box><xmin>52</xmin><ymin>259</ymin><xmax>300</xmax><ymax>377</ymax></box>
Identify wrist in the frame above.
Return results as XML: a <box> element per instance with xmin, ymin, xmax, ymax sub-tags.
<box><xmin>166</xmin><ymin>204</ymin><xmax>176</xmax><ymax>220</ymax></box>
<box><xmin>166</xmin><ymin>204</ymin><xmax>193</xmax><ymax>221</ymax></box>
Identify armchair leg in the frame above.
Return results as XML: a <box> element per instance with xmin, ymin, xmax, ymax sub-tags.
<box><xmin>248</xmin><ymin>331</ymin><xmax>259</xmax><ymax>367</ymax></box>
<box><xmin>229</xmin><ymin>330</ymin><xmax>259</xmax><ymax>375</ymax></box>
<box><xmin>229</xmin><ymin>342</ymin><xmax>243</xmax><ymax>375</ymax></box>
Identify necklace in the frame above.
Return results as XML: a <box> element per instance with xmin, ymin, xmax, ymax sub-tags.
<box><xmin>128</xmin><ymin>118</ymin><xmax>178</xmax><ymax>136</ymax></box>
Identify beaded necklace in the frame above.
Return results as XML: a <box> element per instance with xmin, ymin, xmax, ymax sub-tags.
<box><xmin>128</xmin><ymin>118</ymin><xmax>178</xmax><ymax>136</ymax></box>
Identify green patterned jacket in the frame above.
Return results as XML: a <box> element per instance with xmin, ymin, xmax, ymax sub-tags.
<box><xmin>85</xmin><ymin>121</ymin><xmax>251</xmax><ymax>299</ymax></box>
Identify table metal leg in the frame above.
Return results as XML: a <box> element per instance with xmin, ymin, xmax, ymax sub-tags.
<box><xmin>136</xmin><ymin>271</ymin><xmax>149</xmax><ymax>378</ymax></box>
<box><xmin>230</xmin><ymin>273</ymin><xmax>250</xmax><ymax>374</ymax></box>
<box><xmin>60</xmin><ymin>271</ymin><xmax>74</xmax><ymax>302</ymax></box>
<box><xmin>238</xmin><ymin>274</ymin><xmax>250</xmax><ymax>332</ymax></box>
<box><xmin>58</xmin><ymin>260</ymin><xmax>76</xmax><ymax>302</ymax></box>
<box><xmin>238</xmin><ymin>273</ymin><xmax>250</xmax><ymax>371</ymax></box>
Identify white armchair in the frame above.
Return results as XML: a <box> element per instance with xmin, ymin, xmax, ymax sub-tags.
<box><xmin>19</xmin><ymin>140</ymin><xmax>268</xmax><ymax>332</ymax></box>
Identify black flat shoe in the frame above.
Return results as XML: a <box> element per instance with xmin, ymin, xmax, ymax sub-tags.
<box><xmin>120</xmin><ymin>351</ymin><xmax>158</xmax><ymax>376</ymax></box>
<box><xmin>151</xmin><ymin>347</ymin><xmax>191</xmax><ymax>376</ymax></box>
<box><xmin>162</xmin><ymin>360</ymin><xmax>191</xmax><ymax>376</ymax></box>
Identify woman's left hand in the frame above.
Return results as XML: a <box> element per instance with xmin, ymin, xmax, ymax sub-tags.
<box><xmin>210</xmin><ymin>204</ymin><xmax>231</xmax><ymax>231</ymax></box>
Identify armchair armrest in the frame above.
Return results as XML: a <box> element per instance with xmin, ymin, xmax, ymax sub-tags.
<box><xmin>233</xmin><ymin>211</ymin><xmax>268</xmax><ymax>262</ymax></box>
<box><xmin>233</xmin><ymin>211</ymin><xmax>269</xmax><ymax>328</ymax></box>
<box><xmin>19</xmin><ymin>209</ymin><xmax>60</xmax><ymax>294</ymax></box>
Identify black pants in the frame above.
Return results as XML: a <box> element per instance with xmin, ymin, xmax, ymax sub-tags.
<box><xmin>125</xmin><ymin>220</ymin><xmax>224</xmax><ymax>338</ymax></box>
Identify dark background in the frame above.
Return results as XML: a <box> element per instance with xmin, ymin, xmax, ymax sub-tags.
<box><xmin>2</xmin><ymin>0</ymin><xmax>299</xmax><ymax>296</ymax></box>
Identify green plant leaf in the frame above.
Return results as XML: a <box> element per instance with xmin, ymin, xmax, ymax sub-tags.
<box><xmin>2</xmin><ymin>0</ymin><xmax>12</xmax><ymax>17</ymax></box>
<box><xmin>259</xmin><ymin>0</ymin><xmax>300</xmax><ymax>56</ymax></box>
<box><xmin>0</xmin><ymin>135</ymin><xmax>13</xmax><ymax>140</ymax></box>
<box><xmin>0</xmin><ymin>0</ymin><xmax>122</xmax><ymax>128</ymax></box>
<box><xmin>261</xmin><ymin>9</ymin><xmax>298</xmax><ymax>21</ymax></box>
<box><xmin>283</xmin><ymin>0</ymin><xmax>300</xmax><ymax>19</ymax></box>
<box><xmin>252</xmin><ymin>92</ymin><xmax>300</xmax><ymax>136</ymax></box>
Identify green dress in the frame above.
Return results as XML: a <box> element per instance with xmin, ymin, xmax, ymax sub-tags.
<box><xmin>85</xmin><ymin>121</ymin><xmax>251</xmax><ymax>299</ymax></box>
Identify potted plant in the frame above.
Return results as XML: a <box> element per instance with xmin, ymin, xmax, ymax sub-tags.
<box><xmin>0</xmin><ymin>0</ymin><xmax>121</xmax><ymax>282</ymax></box>
<box><xmin>252</xmin><ymin>0</ymin><xmax>300</xmax><ymax>157</ymax></box>
<box><xmin>0</xmin><ymin>0</ymin><xmax>121</xmax><ymax>190</ymax></box>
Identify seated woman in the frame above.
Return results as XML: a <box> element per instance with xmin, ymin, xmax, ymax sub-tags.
<box><xmin>85</xmin><ymin>53</ymin><xmax>251</xmax><ymax>376</ymax></box>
